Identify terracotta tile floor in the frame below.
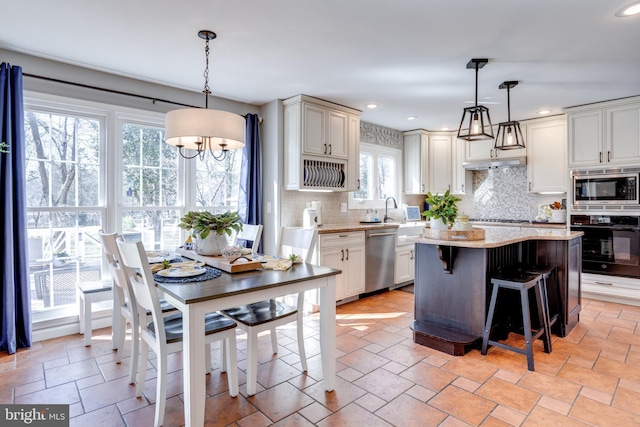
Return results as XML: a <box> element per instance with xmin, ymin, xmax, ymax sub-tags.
<box><xmin>2</xmin><ymin>291</ymin><xmax>640</xmax><ymax>426</ymax></box>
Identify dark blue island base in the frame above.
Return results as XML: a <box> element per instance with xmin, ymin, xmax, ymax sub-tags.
<box><xmin>411</xmin><ymin>235</ymin><xmax>582</xmax><ymax>356</ymax></box>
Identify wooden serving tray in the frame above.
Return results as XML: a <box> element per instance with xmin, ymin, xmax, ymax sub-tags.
<box><xmin>175</xmin><ymin>248</ymin><xmax>263</xmax><ymax>273</ymax></box>
<box><xmin>422</xmin><ymin>227</ymin><xmax>486</xmax><ymax>241</ymax></box>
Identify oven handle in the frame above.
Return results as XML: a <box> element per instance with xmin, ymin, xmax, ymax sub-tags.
<box><xmin>571</xmin><ymin>225</ymin><xmax>640</xmax><ymax>232</ymax></box>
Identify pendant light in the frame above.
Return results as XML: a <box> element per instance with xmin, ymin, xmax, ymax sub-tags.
<box><xmin>165</xmin><ymin>30</ymin><xmax>245</xmax><ymax>161</ymax></box>
<box><xmin>457</xmin><ymin>58</ymin><xmax>494</xmax><ymax>141</ymax></box>
<box><xmin>494</xmin><ymin>81</ymin><xmax>525</xmax><ymax>150</ymax></box>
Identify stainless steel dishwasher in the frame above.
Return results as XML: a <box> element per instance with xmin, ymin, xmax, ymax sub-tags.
<box><xmin>364</xmin><ymin>228</ymin><xmax>397</xmax><ymax>293</ymax></box>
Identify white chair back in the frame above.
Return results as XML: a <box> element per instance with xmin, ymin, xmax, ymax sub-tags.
<box><xmin>115</xmin><ymin>238</ymin><xmax>165</xmax><ymax>341</ymax></box>
<box><xmin>100</xmin><ymin>232</ymin><xmax>132</xmax><ymax>306</ymax></box>
<box><xmin>234</xmin><ymin>224</ymin><xmax>263</xmax><ymax>253</ymax></box>
<box><xmin>277</xmin><ymin>227</ymin><xmax>317</xmax><ymax>263</ymax></box>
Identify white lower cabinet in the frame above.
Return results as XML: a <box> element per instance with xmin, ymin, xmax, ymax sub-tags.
<box><xmin>319</xmin><ymin>232</ymin><xmax>365</xmax><ymax>301</ymax></box>
<box><xmin>581</xmin><ymin>273</ymin><xmax>640</xmax><ymax>306</ymax></box>
<box><xmin>395</xmin><ymin>244</ymin><xmax>415</xmax><ymax>285</ymax></box>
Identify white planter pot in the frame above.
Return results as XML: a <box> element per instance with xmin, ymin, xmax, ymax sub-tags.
<box><xmin>195</xmin><ymin>233</ymin><xmax>229</xmax><ymax>256</ymax></box>
<box><xmin>551</xmin><ymin>209</ymin><xmax>567</xmax><ymax>223</ymax></box>
<box><xmin>430</xmin><ymin>218</ymin><xmax>448</xmax><ymax>231</ymax></box>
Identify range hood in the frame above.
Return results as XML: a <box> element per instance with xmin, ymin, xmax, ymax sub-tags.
<box><xmin>463</xmin><ymin>156</ymin><xmax>527</xmax><ymax>170</ymax></box>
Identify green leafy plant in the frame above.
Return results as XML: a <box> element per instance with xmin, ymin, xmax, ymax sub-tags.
<box><xmin>178</xmin><ymin>211</ymin><xmax>243</xmax><ymax>240</ymax></box>
<box><xmin>422</xmin><ymin>190</ymin><xmax>462</xmax><ymax>228</ymax></box>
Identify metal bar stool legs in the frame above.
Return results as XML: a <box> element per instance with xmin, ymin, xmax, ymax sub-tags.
<box><xmin>481</xmin><ymin>272</ymin><xmax>552</xmax><ymax>371</ymax></box>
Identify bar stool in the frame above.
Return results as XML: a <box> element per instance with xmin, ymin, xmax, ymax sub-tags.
<box><xmin>523</xmin><ymin>265</ymin><xmax>563</xmax><ymax>336</ymax></box>
<box><xmin>481</xmin><ymin>271</ymin><xmax>552</xmax><ymax>371</ymax></box>
<box><xmin>78</xmin><ymin>281</ymin><xmax>113</xmax><ymax>346</ymax></box>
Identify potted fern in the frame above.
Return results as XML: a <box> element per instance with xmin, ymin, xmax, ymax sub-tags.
<box><xmin>422</xmin><ymin>190</ymin><xmax>461</xmax><ymax>230</ymax></box>
<box><xmin>178</xmin><ymin>211</ymin><xmax>243</xmax><ymax>256</ymax></box>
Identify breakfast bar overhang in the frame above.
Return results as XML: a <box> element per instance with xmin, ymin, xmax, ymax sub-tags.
<box><xmin>411</xmin><ymin>228</ymin><xmax>583</xmax><ymax>356</ymax></box>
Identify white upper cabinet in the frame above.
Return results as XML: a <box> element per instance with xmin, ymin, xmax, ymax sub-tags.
<box><xmin>428</xmin><ymin>134</ymin><xmax>452</xmax><ymax>194</ymax></box>
<box><xmin>567</xmin><ymin>97</ymin><xmax>640</xmax><ymax>168</ymax></box>
<box><xmin>464</xmin><ymin>126</ymin><xmax>525</xmax><ymax>161</ymax></box>
<box><xmin>283</xmin><ymin>95</ymin><xmax>360</xmax><ymax>191</ymax></box>
<box><xmin>403</xmin><ymin>130</ymin><xmax>429</xmax><ymax>194</ymax></box>
<box><xmin>525</xmin><ymin>118</ymin><xmax>567</xmax><ymax>193</ymax></box>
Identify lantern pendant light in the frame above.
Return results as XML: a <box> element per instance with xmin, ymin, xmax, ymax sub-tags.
<box><xmin>457</xmin><ymin>58</ymin><xmax>494</xmax><ymax>141</ymax></box>
<box><xmin>165</xmin><ymin>30</ymin><xmax>245</xmax><ymax>161</ymax></box>
<box><xmin>494</xmin><ymin>81</ymin><xmax>525</xmax><ymax>150</ymax></box>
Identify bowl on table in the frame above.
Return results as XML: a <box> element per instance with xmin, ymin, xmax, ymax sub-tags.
<box><xmin>221</xmin><ymin>245</ymin><xmax>243</xmax><ymax>261</ymax></box>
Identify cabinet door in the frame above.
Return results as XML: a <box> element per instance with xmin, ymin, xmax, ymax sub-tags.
<box><xmin>327</xmin><ymin>109</ymin><xmax>348</xmax><ymax>158</ymax></box>
<box><xmin>451</xmin><ymin>137</ymin><xmax>469</xmax><ymax>194</ymax></box>
<box><xmin>302</xmin><ymin>103</ymin><xmax>326</xmax><ymax>156</ymax></box>
<box><xmin>428</xmin><ymin>135</ymin><xmax>452</xmax><ymax>194</ymax></box>
<box><xmin>527</xmin><ymin>120</ymin><xmax>567</xmax><ymax>193</ymax></box>
<box><xmin>464</xmin><ymin>137</ymin><xmax>495</xmax><ymax>161</ymax></box>
<box><xmin>395</xmin><ymin>247</ymin><xmax>414</xmax><ymax>284</ymax></box>
<box><xmin>568</xmin><ymin>109</ymin><xmax>603</xmax><ymax>167</ymax></box>
<box><xmin>403</xmin><ymin>132</ymin><xmax>429</xmax><ymax>194</ymax></box>
<box><xmin>343</xmin><ymin>245</ymin><xmax>365</xmax><ymax>297</ymax></box>
<box><xmin>606</xmin><ymin>104</ymin><xmax>640</xmax><ymax>165</ymax></box>
<box><xmin>346</xmin><ymin>114</ymin><xmax>360</xmax><ymax>191</ymax></box>
<box><xmin>320</xmin><ymin>248</ymin><xmax>345</xmax><ymax>300</ymax></box>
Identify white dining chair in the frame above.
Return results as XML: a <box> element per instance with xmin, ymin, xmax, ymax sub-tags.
<box><xmin>116</xmin><ymin>238</ymin><xmax>239</xmax><ymax>427</ymax></box>
<box><xmin>223</xmin><ymin>226</ymin><xmax>317</xmax><ymax>395</ymax></box>
<box><xmin>233</xmin><ymin>223</ymin><xmax>263</xmax><ymax>254</ymax></box>
<box><xmin>100</xmin><ymin>232</ymin><xmax>178</xmax><ymax>385</ymax></box>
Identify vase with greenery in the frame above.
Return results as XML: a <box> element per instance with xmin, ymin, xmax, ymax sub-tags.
<box><xmin>178</xmin><ymin>211</ymin><xmax>243</xmax><ymax>256</ymax></box>
<box><xmin>422</xmin><ymin>190</ymin><xmax>461</xmax><ymax>230</ymax></box>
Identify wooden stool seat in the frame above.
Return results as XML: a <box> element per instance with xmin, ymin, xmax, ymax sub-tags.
<box><xmin>78</xmin><ymin>281</ymin><xmax>113</xmax><ymax>346</ymax></box>
<box><xmin>481</xmin><ymin>271</ymin><xmax>552</xmax><ymax>371</ymax></box>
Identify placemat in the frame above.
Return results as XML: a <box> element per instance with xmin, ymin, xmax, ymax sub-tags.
<box><xmin>153</xmin><ymin>266</ymin><xmax>222</xmax><ymax>283</ymax></box>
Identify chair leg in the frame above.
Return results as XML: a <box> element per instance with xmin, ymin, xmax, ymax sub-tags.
<box><xmin>128</xmin><ymin>319</ymin><xmax>140</xmax><ymax>385</ymax></box>
<box><xmin>534</xmin><ymin>279</ymin><xmax>552</xmax><ymax>354</ymax></box>
<box><xmin>205</xmin><ymin>343</ymin><xmax>212</xmax><ymax>374</ymax></box>
<box><xmin>220</xmin><ymin>339</ymin><xmax>227</xmax><ymax>373</ymax></box>
<box><xmin>115</xmin><ymin>313</ymin><xmax>127</xmax><ymax>364</ymax></box>
<box><xmin>83</xmin><ymin>294</ymin><xmax>92</xmax><ymax>347</ymax></box>
<box><xmin>296</xmin><ymin>315</ymin><xmax>308</xmax><ymax>372</ymax></box>
<box><xmin>481</xmin><ymin>283</ymin><xmax>500</xmax><ymax>355</ymax></box>
<box><xmin>246</xmin><ymin>330</ymin><xmax>259</xmax><ymax>396</ymax></box>
<box><xmin>136</xmin><ymin>340</ymin><xmax>149</xmax><ymax>397</ymax></box>
<box><xmin>520</xmin><ymin>288</ymin><xmax>535</xmax><ymax>371</ymax></box>
<box><xmin>154</xmin><ymin>347</ymin><xmax>167</xmax><ymax>427</ymax></box>
<box><xmin>226</xmin><ymin>334</ymin><xmax>238</xmax><ymax>397</ymax></box>
<box><xmin>79</xmin><ymin>294</ymin><xmax>86</xmax><ymax>334</ymax></box>
<box><xmin>270</xmin><ymin>327</ymin><xmax>278</xmax><ymax>354</ymax></box>
<box><xmin>111</xmin><ymin>288</ymin><xmax>120</xmax><ymax>350</ymax></box>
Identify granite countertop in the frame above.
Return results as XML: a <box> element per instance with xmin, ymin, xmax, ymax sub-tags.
<box><xmin>470</xmin><ymin>221</ymin><xmax>567</xmax><ymax>229</ymax></box>
<box><xmin>413</xmin><ymin>226</ymin><xmax>583</xmax><ymax>249</ymax></box>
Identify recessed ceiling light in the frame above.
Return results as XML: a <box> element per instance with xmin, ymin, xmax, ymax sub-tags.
<box><xmin>441</xmin><ymin>127</ymin><xmax>450</xmax><ymax>131</ymax></box>
<box><xmin>616</xmin><ymin>1</ymin><xmax>640</xmax><ymax>17</ymax></box>
<box><xmin>538</xmin><ymin>110</ymin><xmax>551</xmax><ymax>115</ymax></box>
<box><xmin>407</xmin><ymin>116</ymin><xmax>417</xmax><ymax>121</ymax></box>
<box><xmin>366</xmin><ymin>103</ymin><xmax>378</xmax><ymax>109</ymax></box>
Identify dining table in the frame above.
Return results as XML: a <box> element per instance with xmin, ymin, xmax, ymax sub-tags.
<box><xmin>154</xmin><ymin>260</ymin><xmax>340</xmax><ymax>427</ymax></box>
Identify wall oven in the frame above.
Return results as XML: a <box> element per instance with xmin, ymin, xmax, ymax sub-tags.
<box><xmin>570</xmin><ymin>215</ymin><xmax>640</xmax><ymax>279</ymax></box>
<box><xmin>572</xmin><ymin>169</ymin><xmax>639</xmax><ymax>208</ymax></box>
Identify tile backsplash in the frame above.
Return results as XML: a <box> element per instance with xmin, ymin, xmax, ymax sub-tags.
<box><xmin>281</xmin><ymin>167</ymin><xmax>565</xmax><ymax>226</ymax></box>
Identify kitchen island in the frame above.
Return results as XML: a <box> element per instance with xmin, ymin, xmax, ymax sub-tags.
<box><xmin>411</xmin><ymin>227</ymin><xmax>583</xmax><ymax>355</ymax></box>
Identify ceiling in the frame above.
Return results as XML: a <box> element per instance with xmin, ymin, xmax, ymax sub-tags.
<box><xmin>2</xmin><ymin>0</ymin><xmax>640</xmax><ymax>131</ymax></box>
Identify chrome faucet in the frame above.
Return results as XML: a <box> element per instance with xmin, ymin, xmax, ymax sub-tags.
<box><xmin>384</xmin><ymin>196</ymin><xmax>398</xmax><ymax>223</ymax></box>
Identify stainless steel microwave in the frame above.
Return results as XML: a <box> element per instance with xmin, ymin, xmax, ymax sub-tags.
<box><xmin>573</xmin><ymin>171</ymin><xmax>639</xmax><ymax>205</ymax></box>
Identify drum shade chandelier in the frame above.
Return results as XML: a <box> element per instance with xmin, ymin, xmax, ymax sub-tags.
<box><xmin>165</xmin><ymin>30</ymin><xmax>245</xmax><ymax>161</ymax></box>
<box><xmin>494</xmin><ymin>81</ymin><xmax>525</xmax><ymax>150</ymax></box>
<box><xmin>457</xmin><ymin>58</ymin><xmax>494</xmax><ymax>141</ymax></box>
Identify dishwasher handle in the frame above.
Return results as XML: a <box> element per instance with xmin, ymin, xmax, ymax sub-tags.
<box><xmin>367</xmin><ymin>232</ymin><xmax>396</xmax><ymax>238</ymax></box>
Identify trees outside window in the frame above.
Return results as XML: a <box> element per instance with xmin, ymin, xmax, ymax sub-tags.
<box><xmin>349</xmin><ymin>143</ymin><xmax>401</xmax><ymax>209</ymax></box>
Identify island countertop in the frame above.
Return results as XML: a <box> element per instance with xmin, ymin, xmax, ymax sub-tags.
<box><xmin>412</xmin><ymin>227</ymin><xmax>583</xmax><ymax>249</ymax></box>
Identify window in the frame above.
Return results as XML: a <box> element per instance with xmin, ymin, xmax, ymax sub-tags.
<box><xmin>120</xmin><ymin>121</ymin><xmax>182</xmax><ymax>250</ymax></box>
<box><xmin>24</xmin><ymin>103</ymin><xmax>106</xmax><ymax>315</ymax></box>
<box><xmin>194</xmin><ymin>150</ymin><xmax>241</xmax><ymax>211</ymax></box>
<box><xmin>349</xmin><ymin>142</ymin><xmax>401</xmax><ymax>209</ymax></box>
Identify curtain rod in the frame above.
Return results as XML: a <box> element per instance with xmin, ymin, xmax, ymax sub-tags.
<box><xmin>22</xmin><ymin>72</ymin><xmax>262</xmax><ymax>121</ymax></box>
